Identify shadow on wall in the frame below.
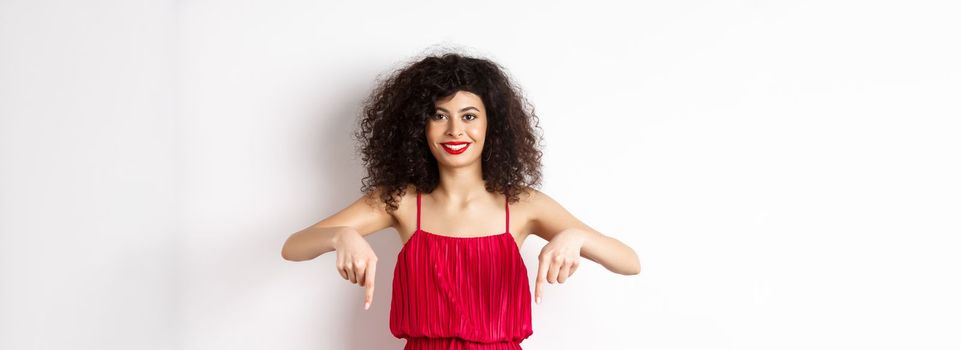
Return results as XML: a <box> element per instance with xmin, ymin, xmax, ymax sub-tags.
<box><xmin>307</xmin><ymin>66</ymin><xmax>407</xmax><ymax>350</ymax></box>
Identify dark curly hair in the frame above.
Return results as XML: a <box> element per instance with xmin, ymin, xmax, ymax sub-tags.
<box><xmin>353</xmin><ymin>49</ymin><xmax>545</xmax><ymax>213</ymax></box>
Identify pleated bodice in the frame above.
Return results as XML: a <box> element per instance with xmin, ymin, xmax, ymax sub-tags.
<box><xmin>389</xmin><ymin>191</ymin><xmax>533</xmax><ymax>349</ymax></box>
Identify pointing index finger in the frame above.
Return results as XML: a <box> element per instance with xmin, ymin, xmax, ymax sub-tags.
<box><xmin>364</xmin><ymin>261</ymin><xmax>377</xmax><ymax>310</ymax></box>
<box><xmin>535</xmin><ymin>253</ymin><xmax>550</xmax><ymax>304</ymax></box>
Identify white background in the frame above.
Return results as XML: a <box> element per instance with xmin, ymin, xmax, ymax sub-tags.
<box><xmin>1</xmin><ymin>1</ymin><xmax>959</xmax><ymax>349</ymax></box>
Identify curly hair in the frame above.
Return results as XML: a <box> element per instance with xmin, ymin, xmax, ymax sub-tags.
<box><xmin>353</xmin><ymin>49</ymin><xmax>545</xmax><ymax>213</ymax></box>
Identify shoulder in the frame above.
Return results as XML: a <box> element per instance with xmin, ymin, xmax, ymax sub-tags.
<box><xmin>520</xmin><ymin>187</ymin><xmax>585</xmax><ymax>240</ymax></box>
<box><xmin>365</xmin><ymin>183</ymin><xmax>418</xmax><ymax>206</ymax></box>
<box><xmin>512</xmin><ymin>186</ymin><xmax>564</xmax><ymax>223</ymax></box>
<box><xmin>355</xmin><ymin>184</ymin><xmax>418</xmax><ymax>230</ymax></box>
<box><xmin>516</xmin><ymin>186</ymin><xmax>559</xmax><ymax>211</ymax></box>
<box><xmin>374</xmin><ymin>183</ymin><xmax>418</xmax><ymax>227</ymax></box>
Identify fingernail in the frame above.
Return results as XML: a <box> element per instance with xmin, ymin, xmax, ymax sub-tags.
<box><xmin>364</xmin><ymin>302</ymin><xmax>370</xmax><ymax>310</ymax></box>
<box><xmin>536</xmin><ymin>296</ymin><xmax>541</xmax><ymax>304</ymax></box>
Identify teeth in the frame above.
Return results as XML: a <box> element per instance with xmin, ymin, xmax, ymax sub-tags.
<box><xmin>443</xmin><ymin>143</ymin><xmax>467</xmax><ymax>150</ymax></box>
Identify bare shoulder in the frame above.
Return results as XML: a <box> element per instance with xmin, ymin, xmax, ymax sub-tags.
<box><xmin>521</xmin><ymin>187</ymin><xmax>592</xmax><ymax>241</ymax></box>
<box><xmin>310</xmin><ymin>185</ymin><xmax>412</xmax><ymax>238</ymax></box>
<box><xmin>504</xmin><ymin>186</ymin><xmax>538</xmax><ymax>212</ymax></box>
<box><xmin>385</xmin><ymin>183</ymin><xmax>419</xmax><ymax>234</ymax></box>
<box><xmin>515</xmin><ymin>186</ymin><xmax>558</xmax><ymax>213</ymax></box>
<box><xmin>362</xmin><ymin>183</ymin><xmax>415</xmax><ymax>210</ymax></box>
<box><xmin>509</xmin><ymin>186</ymin><xmax>548</xmax><ymax>235</ymax></box>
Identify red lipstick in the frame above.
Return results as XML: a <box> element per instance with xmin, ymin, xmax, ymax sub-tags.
<box><xmin>440</xmin><ymin>141</ymin><xmax>471</xmax><ymax>155</ymax></box>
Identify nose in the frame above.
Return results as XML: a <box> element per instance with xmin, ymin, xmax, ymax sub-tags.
<box><xmin>446</xmin><ymin>119</ymin><xmax>464</xmax><ymax>137</ymax></box>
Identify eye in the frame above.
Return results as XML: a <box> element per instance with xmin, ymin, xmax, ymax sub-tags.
<box><xmin>463</xmin><ymin>114</ymin><xmax>477</xmax><ymax>121</ymax></box>
<box><xmin>433</xmin><ymin>113</ymin><xmax>447</xmax><ymax>120</ymax></box>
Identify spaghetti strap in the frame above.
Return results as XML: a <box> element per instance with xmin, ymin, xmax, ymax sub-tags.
<box><xmin>416</xmin><ymin>191</ymin><xmax>421</xmax><ymax>231</ymax></box>
<box><xmin>505</xmin><ymin>194</ymin><xmax>510</xmax><ymax>234</ymax></box>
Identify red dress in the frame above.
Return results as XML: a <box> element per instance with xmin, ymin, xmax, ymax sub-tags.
<box><xmin>390</xmin><ymin>191</ymin><xmax>533</xmax><ymax>349</ymax></box>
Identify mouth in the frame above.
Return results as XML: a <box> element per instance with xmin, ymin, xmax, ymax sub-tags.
<box><xmin>440</xmin><ymin>142</ymin><xmax>471</xmax><ymax>155</ymax></box>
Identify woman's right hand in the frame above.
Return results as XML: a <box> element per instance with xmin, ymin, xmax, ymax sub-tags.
<box><xmin>332</xmin><ymin>227</ymin><xmax>378</xmax><ymax>310</ymax></box>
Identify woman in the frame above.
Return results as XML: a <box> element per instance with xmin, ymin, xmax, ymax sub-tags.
<box><xmin>281</xmin><ymin>51</ymin><xmax>641</xmax><ymax>349</ymax></box>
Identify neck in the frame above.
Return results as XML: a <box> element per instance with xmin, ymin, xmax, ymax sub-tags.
<box><xmin>432</xmin><ymin>162</ymin><xmax>488</xmax><ymax>204</ymax></box>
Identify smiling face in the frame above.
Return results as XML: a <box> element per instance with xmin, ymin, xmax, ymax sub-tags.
<box><xmin>426</xmin><ymin>90</ymin><xmax>488</xmax><ymax>168</ymax></box>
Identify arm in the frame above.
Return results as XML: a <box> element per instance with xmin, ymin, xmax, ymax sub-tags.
<box><xmin>281</xmin><ymin>187</ymin><xmax>396</xmax><ymax>262</ymax></box>
<box><xmin>529</xmin><ymin>189</ymin><xmax>641</xmax><ymax>275</ymax></box>
<box><xmin>282</xmin><ymin>187</ymin><xmax>397</xmax><ymax>310</ymax></box>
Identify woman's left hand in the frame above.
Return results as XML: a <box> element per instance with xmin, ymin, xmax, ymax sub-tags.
<box><xmin>534</xmin><ymin>228</ymin><xmax>587</xmax><ymax>304</ymax></box>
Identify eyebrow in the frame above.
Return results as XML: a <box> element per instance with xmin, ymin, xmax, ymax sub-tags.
<box><xmin>436</xmin><ymin>106</ymin><xmax>480</xmax><ymax>113</ymax></box>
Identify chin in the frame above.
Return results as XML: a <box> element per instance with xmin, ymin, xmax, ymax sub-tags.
<box><xmin>438</xmin><ymin>158</ymin><xmax>480</xmax><ymax>167</ymax></box>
